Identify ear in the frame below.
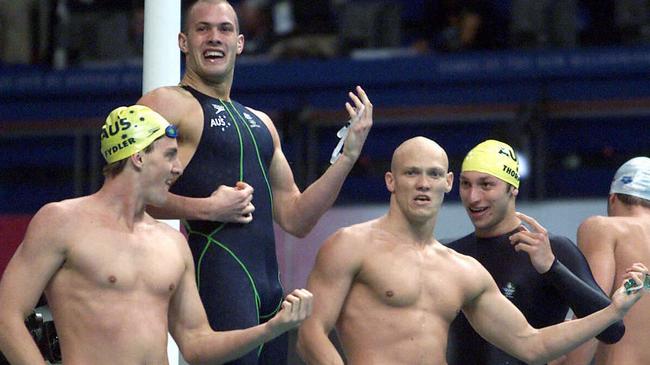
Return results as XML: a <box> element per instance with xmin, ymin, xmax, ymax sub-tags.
<box><xmin>445</xmin><ymin>171</ymin><xmax>454</xmax><ymax>193</ymax></box>
<box><xmin>236</xmin><ymin>34</ymin><xmax>245</xmax><ymax>55</ymax></box>
<box><xmin>511</xmin><ymin>187</ymin><xmax>519</xmax><ymax>198</ymax></box>
<box><xmin>385</xmin><ymin>171</ymin><xmax>395</xmax><ymax>193</ymax></box>
<box><xmin>130</xmin><ymin>152</ymin><xmax>144</xmax><ymax>169</ymax></box>
<box><xmin>178</xmin><ymin>32</ymin><xmax>188</xmax><ymax>54</ymax></box>
<box><xmin>608</xmin><ymin>193</ymin><xmax>617</xmax><ymax>206</ymax></box>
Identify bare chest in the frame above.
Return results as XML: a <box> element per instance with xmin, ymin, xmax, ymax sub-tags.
<box><xmin>57</xmin><ymin>227</ymin><xmax>185</xmax><ymax>296</ymax></box>
<box><xmin>354</xmin><ymin>250</ymin><xmax>463</xmax><ymax>318</ymax></box>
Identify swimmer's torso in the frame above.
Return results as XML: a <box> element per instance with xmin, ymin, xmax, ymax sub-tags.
<box><xmin>594</xmin><ymin>215</ymin><xmax>650</xmax><ymax>365</ymax></box>
<box><xmin>169</xmin><ymin>86</ymin><xmax>283</xmax><ymax>320</ymax></box>
<box><xmin>44</xmin><ymin>197</ymin><xmax>186</xmax><ymax>365</ymax></box>
<box><xmin>446</xmin><ymin>230</ymin><xmax>592</xmax><ymax>365</ymax></box>
<box><xmin>336</xmin><ymin>221</ymin><xmax>479</xmax><ymax>365</ymax></box>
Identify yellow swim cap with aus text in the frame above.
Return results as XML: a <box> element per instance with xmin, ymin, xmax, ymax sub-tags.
<box><xmin>100</xmin><ymin>105</ymin><xmax>176</xmax><ymax>163</ymax></box>
<box><xmin>461</xmin><ymin>139</ymin><xmax>520</xmax><ymax>188</ymax></box>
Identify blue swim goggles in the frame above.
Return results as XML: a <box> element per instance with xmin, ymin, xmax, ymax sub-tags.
<box><xmin>165</xmin><ymin>125</ymin><xmax>178</xmax><ymax>139</ymax></box>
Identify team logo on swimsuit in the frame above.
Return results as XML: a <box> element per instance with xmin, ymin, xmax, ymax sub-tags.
<box><xmin>243</xmin><ymin>112</ymin><xmax>261</xmax><ymax>128</ymax></box>
<box><xmin>210</xmin><ymin>115</ymin><xmax>231</xmax><ymax>131</ymax></box>
<box><xmin>211</xmin><ymin>104</ymin><xmax>226</xmax><ymax>115</ymax></box>
<box><xmin>502</xmin><ymin>282</ymin><xmax>516</xmax><ymax>299</ymax></box>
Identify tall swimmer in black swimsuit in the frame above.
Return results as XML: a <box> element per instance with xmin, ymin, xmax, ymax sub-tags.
<box><xmin>445</xmin><ymin>140</ymin><xmax>625</xmax><ymax>365</ymax></box>
<box><xmin>138</xmin><ymin>1</ymin><xmax>373</xmax><ymax>364</ymax></box>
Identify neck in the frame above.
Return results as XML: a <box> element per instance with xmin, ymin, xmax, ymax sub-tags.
<box><xmin>614</xmin><ymin>204</ymin><xmax>650</xmax><ymax>218</ymax></box>
<box><xmin>96</xmin><ymin>175</ymin><xmax>147</xmax><ymax>230</ymax></box>
<box><xmin>181</xmin><ymin>70</ymin><xmax>232</xmax><ymax>100</ymax></box>
<box><xmin>384</xmin><ymin>206</ymin><xmax>438</xmax><ymax>245</ymax></box>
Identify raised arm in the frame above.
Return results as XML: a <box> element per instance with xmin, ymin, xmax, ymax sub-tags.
<box><xmin>0</xmin><ymin>203</ymin><xmax>68</xmax><ymax>365</ymax></box>
<box><xmin>137</xmin><ymin>88</ymin><xmax>255</xmax><ymax>223</ymax></box>
<box><xmin>465</xmin><ymin>261</ymin><xmax>646</xmax><ymax>365</ymax></box>
<box><xmin>168</xmin><ymin>232</ymin><xmax>312</xmax><ymax>364</ymax></box>
<box><xmin>297</xmin><ymin>228</ymin><xmax>362</xmax><ymax>364</ymax></box>
<box><xmin>265</xmin><ymin>86</ymin><xmax>373</xmax><ymax>237</ymax></box>
<box><xmin>563</xmin><ymin>216</ymin><xmax>618</xmax><ymax>365</ymax></box>
<box><xmin>509</xmin><ymin>212</ymin><xmax>624</xmax><ymax>343</ymax></box>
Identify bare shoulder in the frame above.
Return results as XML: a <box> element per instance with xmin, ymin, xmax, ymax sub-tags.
<box><xmin>32</xmin><ymin>197</ymin><xmax>92</xmax><ymax>229</ymax></box>
<box><xmin>443</xmin><ymin>246</ymin><xmax>490</xmax><ymax>276</ymax></box>
<box><xmin>578</xmin><ymin>215</ymin><xmax>621</xmax><ymax>246</ymax></box>
<box><xmin>138</xmin><ymin>86</ymin><xmax>198</xmax><ymax>124</ymax></box>
<box><xmin>316</xmin><ymin>220</ymin><xmax>376</xmax><ymax>263</ymax></box>
<box><xmin>245</xmin><ymin>106</ymin><xmax>278</xmax><ymax>137</ymax></box>
<box><xmin>22</xmin><ymin>198</ymin><xmax>88</xmax><ymax>250</ymax></box>
<box><xmin>580</xmin><ymin>215</ymin><xmax>612</xmax><ymax>231</ymax></box>
<box><xmin>440</xmin><ymin>246</ymin><xmax>496</xmax><ymax>297</ymax></box>
<box><xmin>244</xmin><ymin>105</ymin><xmax>272</xmax><ymax>123</ymax></box>
<box><xmin>145</xmin><ymin>216</ymin><xmax>190</xmax><ymax>249</ymax></box>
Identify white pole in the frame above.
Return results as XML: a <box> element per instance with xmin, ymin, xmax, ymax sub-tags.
<box><xmin>143</xmin><ymin>1</ymin><xmax>184</xmax><ymax>364</ymax></box>
<box><xmin>143</xmin><ymin>0</ymin><xmax>181</xmax><ymax>94</ymax></box>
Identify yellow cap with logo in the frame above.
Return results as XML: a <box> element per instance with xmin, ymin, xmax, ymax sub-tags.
<box><xmin>100</xmin><ymin>105</ymin><xmax>176</xmax><ymax>163</ymax></box>
<box><xmin>461</xmin><ymin>139</ymin><xmax>520</xmax><ymax>188</ymax></box>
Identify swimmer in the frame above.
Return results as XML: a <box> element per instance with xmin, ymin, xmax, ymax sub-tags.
<box><xmin>445</xmin><ymin>139</ymin><xmax>625</xmax><ymax>365</ymax></box>
<box><xmin>564</xmin><ymin>157</ymin><xmax>650</xmax><ymax>365</ymax></box>
<box><xmin>137</xmin><ymin>2</ymin><xmax>372</xmax><ymax>363</ymax></box>
<box><xmin>296</xmin><ymin>136</ymin><xmax>645</xmax><ymax>365</ymax></box>
<box><xmin>0</xmin><ymin>105</ymin><xmax>313</xmax><ymax>365</ymax></box>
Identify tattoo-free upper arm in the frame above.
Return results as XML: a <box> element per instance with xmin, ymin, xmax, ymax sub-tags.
<box><xmin>577</xmin><ymin>217</ymin><xmax>616</xmax><ymax>296</ymax></box>
<box><xmin>0</xmin><ymin>203</ymin><xmax>68</xmax><ymax>318</ymax></box>
<box><xmin>461</xmin><ymin>264</ymin><xmax>539</xmax><ymax>361</ymax></box>
<box><xmin>297</xmin><ymin>228</ymin><xmax>362</xmax><ymax>362</ymax></box>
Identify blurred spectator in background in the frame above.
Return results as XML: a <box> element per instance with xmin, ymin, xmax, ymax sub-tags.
<box><xmin>510</xmin><ymin>0</ymin><xmax>577</xmax><ymax>49</ymax></box>
<box><xmin>614</xmin><ymin>0</ymin><xmax>650</xmax><ymax>45</ymax></box>
<box><xmin>268</xmin><ymin>0</ymin><xmax>339</xmax><ymax>59</ymax></box>
<box><xmin>51</xmin><ymin>0</ymin><xmax>143</xmax><ymax>67</ymax></box>
<box><xmin>0</xmin><ymin>0</ymin><xmax>39</xmax><ymax>64</ymax></box>
<box><xmin>410</xmin><ymin>0</ymin><xmax>507</xmax><ymax>53</ymax></box>
<box><xmin>237</xmin><ymin>0</ymin><xmax>274</xmax><ymax>56</ymax></box>
<box><xmin>336</xmin><ymin>0</ymin><xmax>402</xmax><ymax>56</ymax></box>
<box><xmin>577</xmin><ymin>1</ymin><xmax>619</xmax><ymax>47</ymax></box>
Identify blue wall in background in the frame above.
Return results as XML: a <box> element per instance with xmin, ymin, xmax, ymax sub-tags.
<box><xmin>2</xmin><ymin>46</ymin><xmax>649</xmax><ymax>213</ymax></box>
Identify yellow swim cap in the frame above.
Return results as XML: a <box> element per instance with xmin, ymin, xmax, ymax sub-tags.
<box><xmin>100</xmin><ymin>105</ymin><xmax>176</xmax><ymax>163</ymax></box>
<box><xmin>461</xmin><ymin>139</ymin><xmax>520</xmax><ymax>188</ymax></box>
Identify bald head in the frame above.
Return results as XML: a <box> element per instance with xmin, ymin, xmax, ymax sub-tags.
<box><xmin>391</xmin><ymin>137</ymin><xmax>449</xmax><ymax>173</ymax></box>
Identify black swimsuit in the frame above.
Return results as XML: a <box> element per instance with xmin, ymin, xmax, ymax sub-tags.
<box><xmin>170</xmin><ymin>86</ymin><xmax>285</xmax><ymax>364</ymax></box>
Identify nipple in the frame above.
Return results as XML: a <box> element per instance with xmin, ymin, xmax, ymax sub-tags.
<box><xmin>108</xmin><ymin>275</ymin><xmax>117</xmax><ymax>284</ymax></box>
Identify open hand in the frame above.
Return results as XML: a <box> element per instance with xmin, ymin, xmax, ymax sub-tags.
<box><xmin>341</xmin><ymin>86</ymin><xmax>373</xmax><ymax>162</ymax></box>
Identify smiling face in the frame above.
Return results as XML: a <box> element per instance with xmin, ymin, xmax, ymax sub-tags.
<box><xmin>459</xmin><ymin>171</ymin><xmax>519</xmax><ymax>237</ymax></box>
<box><xmin>140</xmin><ymin>137</ymin><xmax>183</xmax><ymax>207</ymax></box>
<box><xmin>179</xmin><ymin>0</ymin><xmax>244</xmax><ymax>85</ymax></box>
<box><xmin>385</xmin><ymin>137</ymin><xmax>453</xmax><ymax>224</ymax></box>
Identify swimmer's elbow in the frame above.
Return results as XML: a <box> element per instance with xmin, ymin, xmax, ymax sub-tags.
<box><xmin>291</xmin><ymin>226</ymin><xmax>312</xmax><ymax>239</ymax></box>
<box><xmin>510</xmin><ymin>334</ymin><xmax>548</xmax><ymax>365</ymax></box>
<box><xmin>278</xmin><ymin>218</ymin><xmax>314</xmax><ymax>238</ymax></box>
